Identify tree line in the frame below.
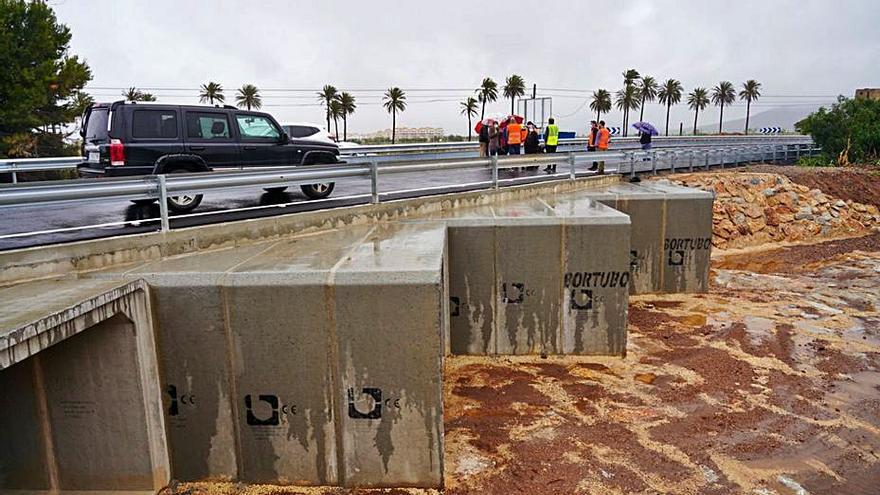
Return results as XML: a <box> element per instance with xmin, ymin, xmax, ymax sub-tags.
<box><xmin>592</xmin><ymin>70</ymin><xmax>761</xmax><ymax>136</ymax></box>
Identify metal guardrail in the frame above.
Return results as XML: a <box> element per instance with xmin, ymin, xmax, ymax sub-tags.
<box><xmin>0</xmin><ymin>135</ymin><xmax>813</xmax><ymax>182</ymax></box>
<box><xmin>0</xmin><ymin>142</ymin><xmax>819</xmax><ymax>239</ymax></box>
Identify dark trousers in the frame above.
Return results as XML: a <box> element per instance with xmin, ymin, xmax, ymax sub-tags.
<box><xmin>588</xmin><ymin>146</ymin><xmax>597</xmax><ymax>168</ymax></box>
<box><xmin>544</xmin><ymin>144</ymin><xmax>557</xmax><ymax>172</ymax></box>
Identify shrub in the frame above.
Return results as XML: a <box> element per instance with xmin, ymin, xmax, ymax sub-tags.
<box><xmin>796</xmin><ymin>96</ymin><xmax>880</xmax><ymax>165</ymax></box>
<box><xmin>797</xmin><ymin>155</ymin><xmax>835</xmax><ymax>167</ymax></box>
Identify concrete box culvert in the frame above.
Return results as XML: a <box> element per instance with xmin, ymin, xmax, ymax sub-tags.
<box><xmin>91</xmin><ymin>223</ymin><xmax>447</xmax><ymax>488</ymax></box>
<box><xmin>641</xmin><ymin>180</ymin><xmax>714</xmax><ymax>293</ymax></box>
<box><xmin>544</xmin><ymin>196</ymin><xmax>632</xmax><ymax>356</ymax></box>
<box><xmin>563</xmin><ymin>183</ymin><xmax>667</xmax><ymax>295</ymax></box>
<box><xmin>0</xmin><ymin>278</ymin><xmax>168</xmax><ymax>493</ymax></box>
<box><xmin>405</xmin><ymin>195</ymin><xmax>630</xmax><ymax>356</ymax></box>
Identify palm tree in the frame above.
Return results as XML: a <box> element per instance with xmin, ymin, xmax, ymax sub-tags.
<box><xmin>622</xmin><ymin>69</ymin><xmax>641</xmax><ymax>87</ymax></box>
<box><xmin>382</xmin><ymin>87</ymin><xmax>407</xmax><ymax>144</ymax></box>
<box><xmin>619</xmin><ymin>69</ymin><xmax>641</xmax><ymax>136</ymax></box>
<box><xmin>739</xmin><ymin>79</ymin><xmax>762</xmax><ymax>134</ymax></box>
<box><xmin>235</xmin><ymin>84</ymin><xmax>261</xmax><ymax>110</ymax></box>
<box><xmin>199</xmin><ymin>82</ymin><xmax>224</xmax><ymax>105</ymax></box>
<box><xmin>590</xmin><ymin>89</ymin><xmax>612</xmax><ymax>122</ymax></box>
<box><xmin>615</xmin><ymin>85</ymin><xmax>640</xmax><ymax>137</ymax></box>
<box><xmin>711</xmin><ymin>81</ymin><xmax>736</xmax><ymax>134</ymax></box>
<box><xmin>122</xmin><ymin>87</ymin><xmax>156</xmax><ymax>102</ymax></box>
<box><xmin>460</xmin><ymin>97</ymin><xmax>479</xmax><ymax>141</ymax></box>
<box><xmin>636</xmin><ymin>75</ymin><xmax>658</xmax><ymax>122</ymax></box>
<box><xmin>316</xmin><ymin>84</ymin><xmax>338</xmax><ymax>132</ymax></box>
<box><xmin>338</xmin><ymin>92</ymin><xmax>356</xmax><ymax>141</ymax></box>
<box><xmin>502</xmin><ymin>74</ymin><xmax>526</xmax><ymax>116</ymax></box>
<box><xmin>475</xmin><ymin>77</ymin><xmax>498</xmax><ymax>121</ymax></box>
<box><xmin>687</xmin><ymin>87</ymin><xmax>710</xmax><ymax>134</ymax></box>
<box><xmin>329</xmin><ymin>99</ymin><xmax>344</xmax><ymax>141</ymax></box>
<box><xmin>657</xmin><ymin>78</ymin><xmax>684</xmax><ymax>136</ymax></box>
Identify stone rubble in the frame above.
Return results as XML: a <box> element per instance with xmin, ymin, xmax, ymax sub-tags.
<box><xmin>657</xmin><ymin>173</ymin><xmax>880</xmax><ymax>250</ymax></box>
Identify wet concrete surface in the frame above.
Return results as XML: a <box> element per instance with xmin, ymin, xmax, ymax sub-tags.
<box><xmin>174</xmin><ymin>233</ymin><xmax>880</xmax><ymax>493</ymax></box>
<box><xmin>0</xmin><ymin>166</ymin><xmax>613</xmax><ymax>251</ymax></box>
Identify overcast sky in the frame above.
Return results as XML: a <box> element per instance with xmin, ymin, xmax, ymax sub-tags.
<box><xmin>53</xmin><ymin>0</ymin><xmax>879</xmax><ymax>136</ymax></box>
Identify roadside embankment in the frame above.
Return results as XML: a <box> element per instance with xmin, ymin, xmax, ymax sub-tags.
<box><xmin>659</xmin><ymin>171</ymin><xmax>880</xmax><ymax>250</ymax></box>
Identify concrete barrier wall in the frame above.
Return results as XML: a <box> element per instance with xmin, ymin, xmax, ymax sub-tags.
<box><xmin>0</xmin><ymin>279</ymin><xmax>168</xmax><ymax>493</ymax></box>
<box><xmin>102</xmin><ymin>223</ymin><xmax>447</xmax><ymax>488</ymax></box>
<box><xmin>0</xmin><ymin>175</ymin><xmax>619</xmax><ymax>287</ymax></box>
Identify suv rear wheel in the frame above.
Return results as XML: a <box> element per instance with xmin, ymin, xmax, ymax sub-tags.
<box><xmin>301</xmin><ymin>182</ymin><xmax>335</xmax><ymax>199</ymax></box>
<box><xmin>166</xmin><ymin>167</ymin><xmax>204</xmax><ymax>213</ymax></box>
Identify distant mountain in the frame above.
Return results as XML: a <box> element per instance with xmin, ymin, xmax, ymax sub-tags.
<box><xmin>699</xmin><ymin>106</ymin><xmax>821</xmax><ymax>133</ymax></box>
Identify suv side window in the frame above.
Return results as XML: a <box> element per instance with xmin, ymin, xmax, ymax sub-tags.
<box><xmin>285</xmin><ymin>125</ymin><xmax>319</xmax><ymax>138</ymax></box>
<box><xmin>131</xmin><ymin>109</ymin><xmax>178</xmax><ymax>139</ymax></box>
<box><xmin>186</xmin><ymin>112</ymin><xmax>232</xmax><ymax>140</ymax></box>
<box><xmin>236</xmin><ymin>114</ymin><xmax>280</xmax><ymax>140</ymax></box>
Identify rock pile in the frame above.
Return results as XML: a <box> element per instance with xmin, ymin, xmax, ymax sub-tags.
<box><xmin>658</xmin><ymin>173</ymin><xmax>880</xmax><ymax>250</ymax></box>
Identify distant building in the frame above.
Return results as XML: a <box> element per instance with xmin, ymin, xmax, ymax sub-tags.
<box><xmin>855</xmin><ymin>88</ymin><xmax>880</xmax><ymax>101</ymax></box>
<box><xmin>360</xmin><ymin>127</ymin><xmax>445</xmax><ymax>140</ymax></box>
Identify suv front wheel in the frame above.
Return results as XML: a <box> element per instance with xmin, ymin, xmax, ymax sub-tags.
<box><xmin>166</xmin><ymin>167</ymin><xmax>204</xmax><ymax>213</ymax></box>
<box><xmin>301</xmin><ymin>182</ymin><xmax>335</xmax><ymax>199</ymax></box>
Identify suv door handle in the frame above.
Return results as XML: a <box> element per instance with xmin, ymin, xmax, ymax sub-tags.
<box><xmin>243</xmin><ymin>146</ymin><xmax>257</xmax><ymax>150</ymax></box>
<box><xmin>189</xmin><ymin>146</ymin><xmax>206</xmax><ymax>151</ymax></box>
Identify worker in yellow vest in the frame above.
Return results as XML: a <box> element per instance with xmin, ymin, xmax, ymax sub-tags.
<box><xmin>506</xmin><ymin>117</ymin><xmax>523</xmax><ymax>155</ymax></box>
<box><xmin>542</xmin><ymin>117</ymin><xmax>559</xmax><ymax>173</ymax></box>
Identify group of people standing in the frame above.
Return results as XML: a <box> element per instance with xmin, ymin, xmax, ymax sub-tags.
<box><xmin>478</xmin><ymin>117</ymin><xmax>558</xmax><ymax>158</ymax></box>
<box><xmin>477</xmin><ymin>117</ymin><xmax>613</xmax><ymax>174</ymax></box>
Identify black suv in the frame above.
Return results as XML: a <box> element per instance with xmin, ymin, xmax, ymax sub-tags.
<box><xmin>78</xmin><ymin>101</ymin><xmax>340</xmax><ymax>212</ymax></box>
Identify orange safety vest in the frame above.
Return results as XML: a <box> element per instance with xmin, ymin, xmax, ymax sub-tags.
<box><xmin>507</xmin><ymin>123</ymin><xmax>523</xmax><ymax>144</ymax></box>
<box><xmin>597</xmin><ymin>128</ymin><xmax>611</xmax><ymax>150</ymax></box>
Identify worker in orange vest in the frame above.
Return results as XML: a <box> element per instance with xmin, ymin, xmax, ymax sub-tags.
<box><xmin>595</xmin><ymin>120</ymin><xmax>611</xmax><ymax>174</ymax></box>
<box><xmin>506</xmin><ymin>117</ymin><xmax>523</xmax><ymax>155</ymax></box>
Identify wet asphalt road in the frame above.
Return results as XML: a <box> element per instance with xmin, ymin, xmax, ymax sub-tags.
<box><xmin>0</xmin><ymin>163</ymin><xmax>620</xmax><ymax>251</ymax></box>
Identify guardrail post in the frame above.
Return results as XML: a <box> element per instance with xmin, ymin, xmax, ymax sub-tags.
<box><xmin>795</xmin><ymin>144</ymin><xmax>801</xmax><ymax>161</ymax></box>
<box><xmin>720</xmin><ymin>150</ymin><xmax>726</xmax><ymax>169</ymax></box>
<box><xmin>705</xmin><ymin>150</ymin><xmax>710</xmax><ymax>170</ymax></box>
<box><xmin>10</xmin><ymin>164</ymin><xmax>17</xmax><ymax>184</ymax></box>
<box><xmin>370</xmin><ymin>159</ymin><xmax>379</xmax><ymax>204</ymax></box>
<box><xmin>689</xmin><ymin>150</ymin><xmax>695</xmax><ymax>172</ymax></box>
<box><xmin>735</xmin><ymin>148</ymin><xmax>741</xmax><ymax>167</ymax></box>
<box><xmin>157</xmin><ymin>175</ymin><xmax>170</xmax><ymax>233</ymax></box>
<box><xmin>628</xmin><ymin>152</ymin><xmax>636</xmax><ymax>181</ymax></box>
<box><xmin>568</xmin><ymin>152</ymin><xmax>575</xmax><ymax>181</ymax></box>
<box><xmin>670</xmin><ymin>151</ymin><xmax>676</xmax><ymax>173</ymax></box>
<box><xmin>651</xmin><ymin>151</ymin><xmax>657</xmax><ymax>175</ymax></box>
<box><xmin>491</xmin><ymin>156</ymin><xmax>499</xmax><ymax>189</ymax></box>
<box><xmin>784</xmin><ymin>144</ymin><xmax>789</xmax><ymax>163</ymax></box>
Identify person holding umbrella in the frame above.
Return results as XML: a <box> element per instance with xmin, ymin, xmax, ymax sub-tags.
<box><xmin>632</xmin><ymin>121</ymin><xmax>659</xmax><ymax>161</ymax></box>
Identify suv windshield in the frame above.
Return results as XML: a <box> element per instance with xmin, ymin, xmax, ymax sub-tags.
<box><xmin>84</xmin><ymin>107</ymin><xmax>110</xmax><ymax>142</ymax></box>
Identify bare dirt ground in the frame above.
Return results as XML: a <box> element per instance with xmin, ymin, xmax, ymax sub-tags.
<box><xmin>741</xmin><ymin>165</ymin><xmax>880</xmax><ymax>208</ymax></box>
<box><xmin>181</xmin><ymin>167</ymin><xmax>880</xmax><ymax>495</ymax></box>
<box><xmin>443</xmin><ymin>234</ymin><xmax>880</xmax><ymax>494</ymax></box>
